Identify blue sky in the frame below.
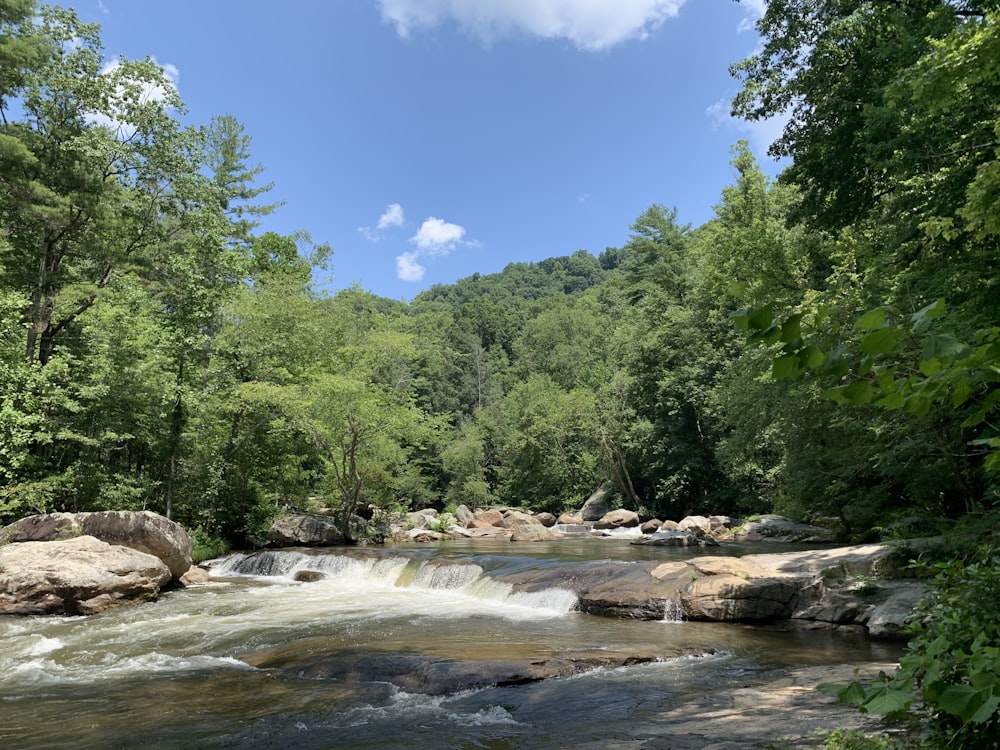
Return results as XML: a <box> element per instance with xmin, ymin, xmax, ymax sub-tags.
<box><xmin>84</xmin><ymin>0</ymin><xmax>781</xmax><ymax>301</ymax></box>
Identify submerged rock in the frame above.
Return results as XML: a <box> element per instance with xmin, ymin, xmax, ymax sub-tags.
<box><xmin>0</xmin><ymin>535</ymin><xmax>172</xmax><ymax>615</ymax></box>
<box><xmin>241</xmin><ymin>640</ymin><xmax>713</xmax><ymax>696</ymax></box>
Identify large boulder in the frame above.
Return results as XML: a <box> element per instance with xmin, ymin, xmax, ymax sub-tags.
<box><xmin>730</xmin><ymin>514</ymin><xmax>833</xmax><ymax>543</ymax></box>
<box><xmin>503</xmin><ymin>510</ymin><xmax>542</xmax><ymax>530</ymax></box>
<box><xmin>2</xmin><ymin>510</ymin><xmax>192</xmax><ymax>580</ymax></box>
<box><xmin>682</xmin><ymin>574</ymin><xmax>802</xmax><ymax>621</ymax></box>
<box><xmin>0</xmin><ymin>535</ymin><xmax>172</xmax><ymax>616</ymax></box>
<box><xmin>267</xmin><ymin>514</ymin><xmax>345</xmax><ymax>547</ymax></box>
<box><xmin>453</xmin><ymin>504</ymin><xmax>476</xmax><ymax>528</ymax></box>
<box><xmin>593</xmin><ymin>509</ymin><xmax>640</xmax><ymax>530</ymax></box>
<box><xmin>677</xmin><ymin>515</ymin><xmax>713</xmax><ymax>536</ymax></box>
<box><xmin>510</xmin><ymin>524</ymin><xmax>565</xmax><ymax>542</ymax></box>
<box><xmin>474</xmin><ymin>509</ymin><xmax>505</xmax><ymax>528</ymax></box>
<box><xmin>579</xmin><ymin>486</ymin><xmax>611</xmax><ymax>522</ymax></box>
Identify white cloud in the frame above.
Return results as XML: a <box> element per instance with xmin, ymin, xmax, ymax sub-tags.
<box><xmin>375</xmin><ymin>0</ymin><xmax>687</xmax><ymax>51</ymax></box>
<box><xmin>410</xmin><ymin>216</ymin><xmax>466</xmax><ymax>253</ymax></box>
<box><xmin>377</xmin><ymin>202</ymin><xmax>405</xmax><ymax>231</ymax></box>
<box><xmin>396</xmin><ymin>251</ymin><xmax>426</xmax><ymax>282</ymax></box>
<box><xmin>395</xmin><ymin>216</ymin><xmax>476</xmax><ymax>282</ymax></box>
<box><xmin>360</xmin><ymin>202</ymin><xmax>406</xmax><ymax>241</ymax></box>
<box><xmin>706</xmin><ymin>95</ymin><xmax>789</xmax><ymax>160</ymax></box>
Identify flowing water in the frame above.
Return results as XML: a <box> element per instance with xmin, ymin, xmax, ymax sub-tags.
<box><xmin>0</xmin><ymin>539</ymin><xmax>900</xmax><ymax>749</ymax></box>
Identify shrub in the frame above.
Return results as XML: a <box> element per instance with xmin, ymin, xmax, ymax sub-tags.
<box><xmin>820</xmin><ymin>546</ymin><xmax>1000</xmax><ymax>749</ymax></box>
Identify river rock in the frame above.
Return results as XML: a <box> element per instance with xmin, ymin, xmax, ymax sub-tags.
<box><xmin>865</xmin><ymin>582</ymin><xmax>924</xmax><ymax>638</ymax></box>
<box><xmin>557</xmin><ymin>512</ymin><xmax>583</xmax><ymax>525</ymax></box>
<box><xmin>510</xmin><ymin>524</ymin><xmax>564</xmax><ymax>542</ymax></box>
<box><xmin>474</xmin><ymin>509</ymin><xmax>505</xmax><ymax>527</ymax></box>
<box><xmin>500</xmin><ymin>560</ymin><xmax>688</xmax><ymax>620</ymax></box>
<box><xmin>242</xmin><ymin>639</ymin><xmax>711</xmax><ymax>696</ymax></box>
<box><xmin>677</xmin><ymin>515</ymin><xmax>712</xmax><ymax>536</ymax></box>
<box><xmin>268</xmin><ymin>514</ymin><xmax>345</xmax><ymax>547</ymax></box>
<box><xmin>503</xmin><ymin>510</ymin><xmax>542</xmax><ymax>529</ymax></box>
<box><xmin>640</xmin><ymin>519</ymin><xmax>663</xmax><ymax>534</ymax></box>
<box><xmin>682</xmin><ymin>574</ymin><xmax>801</xmax><ymax>621</ymax></box>
<box><xmin>179</xmin><ymin>565</ymin><xmax>212</xmax><ymax>586</ymax></box>
<box><xmin>579</xmin><ymin>486</ymin><xmax>611</xmax><ymax>521</ymax></box>
<box><xmin>2</xmin><ymin>510</ymin><xmax>192</xmax><ymax>579</ymax></box>
<box><xmin>534</xmin><ymin>512</ymin><xmax>557</xmax><ymax>527</ymax></box>
<box><xmin>593</xmin><ymin>509</ymin><xmax>640</xmax><ymax>529</ymax></box>
<box><xmin>730</xmin><ymin>514</ymin><xmax>833</xmax><ymax>543</ymax></box>
<box><xmin>453</xmin><ymin>504</ymin><xmax>476</xmax><ymax>528</ymax></box>
<box><xmin>632</xmin><ymin>530</ymin><xmax>719</xmax><ymax>547</ymax></box>
<box><xmin>0</xmin><ymin>535</ymin><xmax>172</xmax><ymax>615</ymax></box>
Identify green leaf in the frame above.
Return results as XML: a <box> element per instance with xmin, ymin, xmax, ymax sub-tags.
<box><xmin>923</xmin><ymin>333</ymin><xmax>967</xmax><ymax>361</ymax></box>
<box><xmin>937</xmin><ymin>684</ymin><xmax>989</xmax><ymax>722</ymax></box>
<box><xmin>843</xmin><ymin>380</ymin><xmax>874</xmax><ymax>405</ymax></box>
<box><xmin>747</xmin><ymin>305</ymin><xmax>774</xmax><ymax>331</ymax></box>
<box><xmin>859</xmin><ymin>327</ymin><xmax>904</xmax><ymax>355</ymax></box>
<box><xmin>780</xmin><ymin>314</ymin><xmax>802</xmax><ymax>343</ymax></box>
<box><xmin>911</xmin><ymin>298</ymin><xmax>946</xmax><ymax>334</ymax></box>
<box><xmin>801</xmin><ymin>345</ymin><xmax>826</xmax><ymax>370</ymax></box>
<box><xmin>856</xmin><ymin>308</ymin><xmax>886</xmax><ymax>330</ymax></box>
<box><xmin>858</xmin><ymin>682</ymin><xmax>913</xmax><ymax>716</ymax></box>
<box><xmin>919</xmin><ymin>358</ymin><xmax>944</xmax><ymax>377</ymax></box>
<box><xmin>729</xmin><ymin>308</ymin><xmax>750</xmax><ymax>330</ymax></box>
<box><xmin>876</xmin><ymin>391</ymin><xmax>905</xmax><ymax>409</ymax></box>
<box><xmin>772</xmin><ymin>355</ymin><xmax>803</xmax><ymax>380</ymax></box>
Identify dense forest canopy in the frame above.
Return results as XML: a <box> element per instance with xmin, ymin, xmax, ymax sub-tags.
<box><xmin>0</xmin><ymin>0</ymin><xmax>997</xmax><ymax>552</ymax></box>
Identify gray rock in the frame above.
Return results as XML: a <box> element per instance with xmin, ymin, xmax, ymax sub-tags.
<box><xmin>632</xmin><ymin>530</ymin><xmax>719</xmax><ymax>547</ymax></box>
<box><xmin>453</xmin><ymin>504</ymin><xmax>476</xmax><ymax>528</ymax></box>
<box><xmin>267</xmin><ymin>514</ymin><xmax>345</xmax><ymax>547</ymax></box>
<box><xmin>865</xmin><ymin>582</ymin><xmax>925</xmax><ymax>638</ymax></box>
<box><xmin>0</xmin><ymin>535</ymin><xmax>172</xmax><ymax>616</ymax></box>
<box><xmin>579</xmin><ymin>486</ymin><xmax>611</xmax><ymax>521</ymax></box>
<box><xmin>2</xmin><ymin>510</ymin><xmax>192</xmax><ymax>580</ymax></box>
<box><xmin>732</xmin><ymin>514</ymin><xmax>833</xmax><ymax>543</ymax></box>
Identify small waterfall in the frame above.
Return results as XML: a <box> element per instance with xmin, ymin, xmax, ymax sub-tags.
<box><xmin>661</xmin><ymin>598</ymin><xmax>685</xmax><ymax>623</ymax></box>
<box><xmin>207</xmin><ymin>550</ymin><xmax>309</xmax><ymax>577</ymax></box>
<box><xmin>205</xmin><ymin>549</ymin><xmax>577</xmax><ymax>615</ymax></box>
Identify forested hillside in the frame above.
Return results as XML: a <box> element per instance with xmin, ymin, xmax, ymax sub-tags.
<box><xmin>1</xmin><ymin>0</ymin><xmax>997</xmax><ymax>554</ymax></box>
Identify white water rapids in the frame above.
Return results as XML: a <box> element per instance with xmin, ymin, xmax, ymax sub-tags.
<box><xmin>0</xmin><ymin>542</ymin><xmax>900</xmax><ymax>749</ymax></box>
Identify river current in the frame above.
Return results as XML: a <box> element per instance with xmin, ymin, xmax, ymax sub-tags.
<box><xmin>0</xmin><ymin>537</ymin><xmax>900</xmax><ymax>749</ymax></box>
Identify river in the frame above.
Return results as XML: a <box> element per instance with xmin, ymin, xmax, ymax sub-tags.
<box><xmin>0</xmin><ymin>537</ymin><xmax>901</xmax><ymax>749</ymax></box>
